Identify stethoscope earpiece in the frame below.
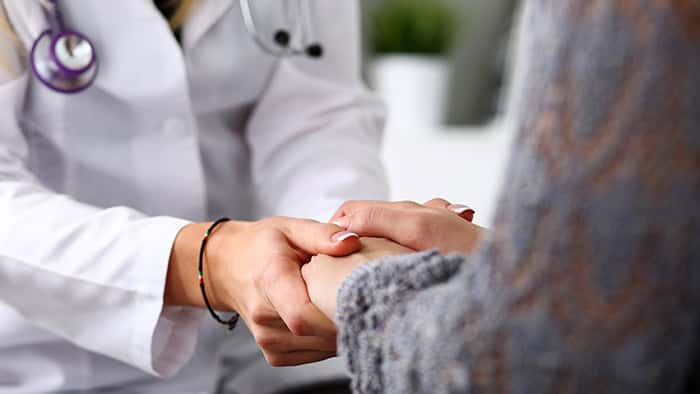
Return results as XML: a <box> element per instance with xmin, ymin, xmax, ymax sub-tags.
<box><xmin>273</xmin><ymin>30</ymin><xmax>323</xmax><ymax>58</ymax></box>
<box><xmin>274</xmin><ymin>30</ymin><xmax>291</xmax><ymax>48</ymax></box>
<box><xmin>241</xmin><ymin>0</ymin><xmax>324</xmax><ymax>59</ymax></box>
<box><xmin>305</xmin><ymin>43</ymin><xmax>323</xmax><ymax>58</ymax></box>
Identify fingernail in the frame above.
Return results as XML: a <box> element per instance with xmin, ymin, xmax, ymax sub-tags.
<box><xmin>331</xmin><ymin>218</ymin><xmax>348</xmax><ymax>228</ymax></box>
<box><xmin>448</xmin><ymin>204</ymin><xmax>474</xmax><ymax>214</ymax></box>
<box><xmin>331</xmin><ymin>231</ymin><xmax>359</xmax><ymax>242</ymax></box>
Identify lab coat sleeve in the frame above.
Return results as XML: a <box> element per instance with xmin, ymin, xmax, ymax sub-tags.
<box><xmin>0</xmin><ymin>65</ymin><xmax>202</xmax><ymax>376</ymax></box>
<box><xmin>245</xmin><ymin>1</ymin><xmax>389</xmax><ymax>221</ymax></box>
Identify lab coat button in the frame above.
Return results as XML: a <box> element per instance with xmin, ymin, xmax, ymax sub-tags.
<box><xmin>163</xmin><ymin>118</ymin><xmax>186</xmax><ymax>136</ymax></box>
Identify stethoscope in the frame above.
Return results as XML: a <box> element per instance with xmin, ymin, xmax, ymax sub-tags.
<box><xmin>31</xmin><ymin>0</ymin><xmax>324</xmax><ymax>94</ymax></box>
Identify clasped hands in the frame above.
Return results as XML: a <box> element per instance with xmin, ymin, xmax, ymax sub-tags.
<box><xmin>167</xmin><ymin>199</ymin><xmax>482</xmax><ymax>367</ymax></box>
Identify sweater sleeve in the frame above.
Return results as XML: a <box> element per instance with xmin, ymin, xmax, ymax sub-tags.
<box><xmin>336</xmin><ymin>0</ymin><xmax>700</xmax><ymax>393</ymax></box>
<box><xmin>337</xmin><ymin>251</ymin><xmax>495</xmax><ymax>393</ymax></box>
<box><xmin>336</xmin><ymin>251</ymin><xmax>464</xmax><ymax>392</ymax></box>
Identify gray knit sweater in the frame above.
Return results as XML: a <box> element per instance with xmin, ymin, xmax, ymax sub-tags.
<box><xmin>336</xmin><ymin>1</ymin><xmax>700</xmax><ymax>393</ymax></box>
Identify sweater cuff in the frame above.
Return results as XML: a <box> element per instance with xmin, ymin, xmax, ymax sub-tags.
<box><xmin>336</xmin><ymin>251</ymin><xmax>463</xmax><ymax>392</ymax></box>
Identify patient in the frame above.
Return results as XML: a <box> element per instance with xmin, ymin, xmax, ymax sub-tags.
<box><xmin>302</xmin><ymin>1</ymin><xmax>700</xmax><ymax>393</ymax></box>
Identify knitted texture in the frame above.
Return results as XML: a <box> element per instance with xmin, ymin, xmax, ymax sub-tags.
<box><xmin>337</xmin><ymin>251</ymin><xmax>463</xmax><ymax>393</ymax></box>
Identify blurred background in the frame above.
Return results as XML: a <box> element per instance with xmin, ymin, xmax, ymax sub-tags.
<box><xmin>360</xmin><ymin>0</ymin><xmax>520</xmax><ymax>226</ymax></box>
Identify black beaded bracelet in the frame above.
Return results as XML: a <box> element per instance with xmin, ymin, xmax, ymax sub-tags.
<box><xmin>198</xmin><ymin>217</ymin><xmax>240</xmax><ymax>331</ymax></box>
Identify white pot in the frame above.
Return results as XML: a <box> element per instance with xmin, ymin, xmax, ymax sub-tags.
<box><xmin>369</xmin><ymin>55</ymin><xmax>449</xmax><ymax>134</ymax></box>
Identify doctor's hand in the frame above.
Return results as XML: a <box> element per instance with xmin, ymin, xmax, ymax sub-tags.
<box><xmin>302</xmin><ymin>237</ymin><xmax>414</xmax><ymax>320</ymax></box>
<box><xmin>165</xmin><ymin>217</ymin><xmax>361</xmax><ymax>366</ymax></box>
<box><xmin>331</xmin><ymin>199</ymin><xmax>485</xmax><ymax>255</ymax></box>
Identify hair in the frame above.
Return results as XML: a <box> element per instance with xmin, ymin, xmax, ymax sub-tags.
<box><xmin>165</xmin><ymin>0</ymin><xmax>196</xmax><ymax>31</ymax></box>
<box><xmin>0</xmin><ymin>3</ymin><xmax>21</xmax><ymax>78</ymax></box>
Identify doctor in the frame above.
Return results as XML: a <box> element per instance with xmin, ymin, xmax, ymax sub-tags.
<box><xmin>0</xmin><ymin>0</ymin><xmax>387</xmax><ymax>393</ymax></box>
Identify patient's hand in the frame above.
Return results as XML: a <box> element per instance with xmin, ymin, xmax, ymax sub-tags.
<box><xmin>331</xmin><ymin>199</ymin><xmax>485</xmax><ymax>254</ymax></box>
<box><xmin>302</xmin><ymin>238</ymin><xmax>413</xmax><ymax>320</ymax></box>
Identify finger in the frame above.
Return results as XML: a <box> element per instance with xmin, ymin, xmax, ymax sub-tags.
<box><xmin>255</xmin><ymin>326</ymin><xmax>337</xmax><ymax>352</ymax></box>
<box><xmin>338</xmin><ymin>206</ymin><xmax>433</xmax><ymax>250</ymax></box>
<box><xmin>265</xmin><ymin>350</ymin><xmax>337</xmax><ymax>367</ymax></box>
<box><xmin>423</xmin><ymin>198</ymin><xmax>452</xmax><ymax>209</ymax></box>
<box><xmin>423</xmin><ymin>198</ymin><xmax>475</xmax><ymax>222</ymax></box>
<box><xmin>447</xmin><ymin>204</ymin><xmax>475</xmax><ymax>222</ymax></box>
<box><xmin>330</xmin><ymin>200</ymin><xmax>422</xmax><ymax>223</ymax></box>
<box><xmin>331</xmin><ymin>200</ymin><xmax>384</xmax><ymax>221</ymax></box>
<box><xmin>264</xmin><ymin>258</ymin><xmax>337</xmax><ymax>337</ymax></box>
<box><xmin>280</xmin><ymin>218</ymin><xmax>361</xmax><ymax>257</ymax></box>
<box><xmin>245</xmin><ymin>306</ymin><xmax>287</xmax><ymax>328</ymax></box>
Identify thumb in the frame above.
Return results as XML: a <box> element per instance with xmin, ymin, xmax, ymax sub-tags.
<box><xmin>279</xmin><ymin>218</ymin><xmax>361</xmax><ymax>257</ymax></box>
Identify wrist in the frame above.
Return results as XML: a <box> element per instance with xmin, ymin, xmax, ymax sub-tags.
<box><xmin>165</xmin><ymin>220</ymin><xmax>248</xmax><ymax>311</ymax></box>
<box><xmin>200</xmin><ymin>220</ymin><xmax>249</xmax><ymax>312</ymax></box>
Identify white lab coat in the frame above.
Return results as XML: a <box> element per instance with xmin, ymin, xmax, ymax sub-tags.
<box><xmin>0</xmin><ymin>0</ymin><xmax>388</xmax><ymax>392</ymax></box>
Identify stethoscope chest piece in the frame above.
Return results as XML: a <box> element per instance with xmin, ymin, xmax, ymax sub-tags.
<box><xmin>31</xmin><ymin>0</ymin><xmax>98</xmax><ymax>93</ymax></box>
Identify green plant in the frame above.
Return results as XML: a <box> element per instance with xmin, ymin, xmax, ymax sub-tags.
<box><xmin>369</xmin><ymin>0</ymin><xmax>458</xmax><ymax>56</ymax></box>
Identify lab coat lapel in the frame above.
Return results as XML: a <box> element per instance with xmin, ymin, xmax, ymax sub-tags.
<box><xmin>62</xmin><ymin>0</ymin><xmax>189</xmax><ymax>101</ymax></box>
<box><xmin>182</xmin><ymin>0</ymin><xmax>233</xmax><ymax>51</ymax></box>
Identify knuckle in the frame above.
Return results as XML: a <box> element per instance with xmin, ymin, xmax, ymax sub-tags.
<box><xmin>425</xmin><ymin>197</ymin><xmax>449</xmax><ymax>207</ymax></box>
<box><xmin>250</xmin><ymin>311</ymin><xmax>267</xmax><ymax>326</ymax></box>
<box><xmin>335</xmin><ymin>200</ymin><xmax>365</xmax><ymax>218</ymax></box>
<box><xmin>255</xmin><ymin>333</ymin><xmax>281</xmax><ymax>350</ymax></box>
<box><xmin>264</xmin><ymin>352</ymin><xmax>285</xmax><ymax>367</ymax></box>
<box><xmin>350</xmin><ymin>207</ymin><xmax>380</xmax><ymax>229</ymax></box>
<box><xmin>285</xmin><ymin>314</ymin><xmax>308</xmax><ymax>336</ymax></box>
<box><xmin>249</xmin><ymin>304</ymin><xmax>273</xmax><ymax>326</ymax></box>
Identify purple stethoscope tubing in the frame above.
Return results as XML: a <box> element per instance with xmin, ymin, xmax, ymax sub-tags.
<box><xmin>30</xmin><ymin>0</ymin><xmax>98</xmax><ymax>94</ymax></box>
